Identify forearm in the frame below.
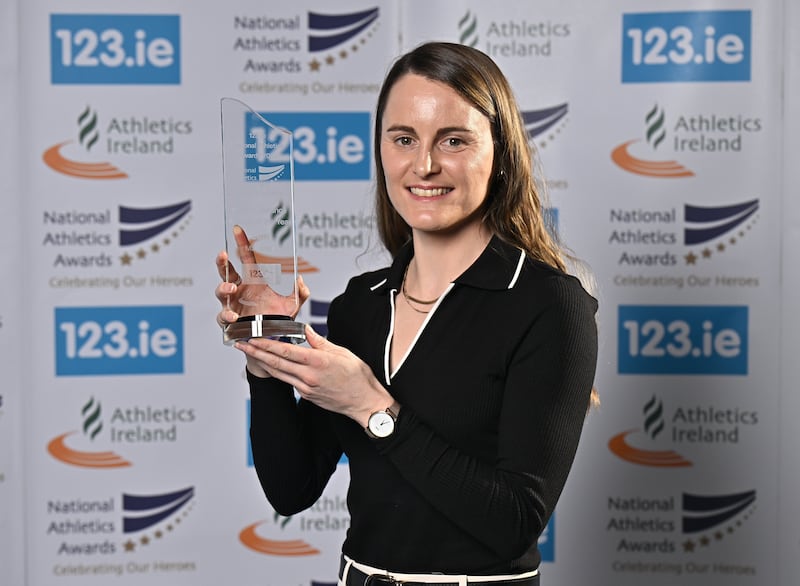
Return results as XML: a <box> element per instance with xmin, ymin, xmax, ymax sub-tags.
<box><xmin>248</xmin><ymin>371</ymin><xmax>342</xmax><ymax>515</ymax></box>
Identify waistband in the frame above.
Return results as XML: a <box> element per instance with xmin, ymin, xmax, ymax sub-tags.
<box><xmin>339</xmin><ymin>555</ymin><xmax>540</xmax><ymax>586</ymax></box>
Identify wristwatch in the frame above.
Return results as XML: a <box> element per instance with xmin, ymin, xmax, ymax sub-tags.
<box><xmin>366</xmin><ymin>405</ymin><xmax>399</xmax><ymax>439</ymax></box>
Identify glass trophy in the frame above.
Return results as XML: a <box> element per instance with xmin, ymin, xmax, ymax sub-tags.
<box><xmin>220</xmin><ymin>97</ymin><xmax>306</xmax><ymax>345</ymax></box>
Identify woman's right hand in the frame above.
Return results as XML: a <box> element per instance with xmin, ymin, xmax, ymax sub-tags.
<box><xmin>215</xmin><ymin>225</ymin><xmax>309</xmax><ymax>323</ymax></box>
<box><xmin>215</xmin><ymin>226</ymin><xmax>310</xmax><ymax>375</ymax></box>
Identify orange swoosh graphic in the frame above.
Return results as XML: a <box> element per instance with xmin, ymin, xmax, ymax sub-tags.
<box><xmin>608</xmin><ymin>430</ymin><xmax>692</xmax><ymax>467</ymax></box>
<box><xmin>252</xmin><ymin>254</ymin><xmax>320</xmax><ymax>274</ymax></box>
<box><xmin>47</xmin><ymin>432</ymin><xmax>131</xmax><ymax>468</ymax></box>
<box><xmin>611</xmin><ymin>140</ymin><xmax>694</xmax><ymax>178</ymax></box>
<box><xmin>43</xmin><ymin>142</ymin><xmax>128</xmax><ymax>180</ymax></box>
<box><xmin>239</xmin><ymin>521</ymin><xmax>320</xmax><ymax>556</ymax></box>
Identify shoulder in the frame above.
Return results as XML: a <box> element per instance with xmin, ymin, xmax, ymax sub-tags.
<box><xmin>327</xmin><ymin>266</ymin><xmax>391</xmax><ymax>320</ymax></box>
<box><xmin>512</xmin><ymin>257</ymin><xmax>598</xmax><ymax>320</ymax></box>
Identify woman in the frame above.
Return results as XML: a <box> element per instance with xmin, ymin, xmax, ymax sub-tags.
<box><xmin>215</xmin><ymin>42</ymin><xmax>598</xmax><ymax>585</ymax></box>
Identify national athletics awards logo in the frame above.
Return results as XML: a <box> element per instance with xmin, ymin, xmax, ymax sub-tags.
<box><xmin>43</xmin><ymin>200</ymin><xmax>193</xmax><ymax>271</ymax></box>
<box><xmin>683</xmin><ymin>199</ymin><xmax>758</xmax><ymax>265</ymax></box>
<box><xmin>607</xmin><ymin>488</ymin><xmax>757</xmax><ymax>573</ymax></box>
<box><xmin>118</xmin><ymin>200</ymin><xmax>192</xmax><ymax>266</ymax></box>
<box><xmin>523</xmin><ymin>103</ymin><xmax>569</xmax><ymax>149</ymax></box>
<box><xmin>122</xmin><ymin>487</ymin><xmax>195</xmax><ymax>552</ymax></box>
<box><xmin>610</xmin><ymin>198</ymin><xmax>760</xmax><ymax>271</ymax></box>
<box><xmin>46</xmin><ymin>486</ymin><xmax>196</xmax><ymax>562</ymax></box>
<box><xmin>612</xmin><ymin>104</ymin><xmax>693</xmax><ymax>178</ymax></box>
<box><xmin>43</xmin><ymin>106</ymin><xmax>127</xmax><ymax>179</ymax></box>
<box><xmin>307</xmin><ymin>8</ymin><xmax>380</xmax><ymax>72</ymax></box>
<box><xmin>681</xmin><ymin>490</ymin><xmax>756</xmax><ymax>552</ymax></box>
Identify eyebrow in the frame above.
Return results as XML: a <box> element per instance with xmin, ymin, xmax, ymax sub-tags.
<box><xmin>384</xmin><ymin>124</ymin><xmax>475</xmax><ymax>136</ymax></box>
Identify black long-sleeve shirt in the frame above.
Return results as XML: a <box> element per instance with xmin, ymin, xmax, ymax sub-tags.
<box><xmin>248</xmin><ymin>235</ymin><xmax>598</xmax><ymax>574</ymax></box>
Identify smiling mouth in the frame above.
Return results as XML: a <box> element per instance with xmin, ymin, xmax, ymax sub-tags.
<box><xmin>409</xmin><ymin>187</ymin><xmax>452</xmax><ymax>197</ymax></box>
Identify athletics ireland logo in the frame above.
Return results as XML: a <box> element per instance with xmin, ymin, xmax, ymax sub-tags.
<box><xmin>612</xmin><ymin>104</ymin><xmax>694</xmax><ymax>178</ymax></box>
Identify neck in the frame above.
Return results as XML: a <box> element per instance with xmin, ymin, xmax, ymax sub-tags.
<box><xmin>407</xmin><ymin>225</ymin><xmax>492</xmax><ymax>294</ymax></box>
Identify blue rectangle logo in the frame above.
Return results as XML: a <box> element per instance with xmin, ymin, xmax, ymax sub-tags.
<box><xmin>618</xmin><ymin>305</ymin><xmax>748</xmax><ymax>375</ymax></box>
<box><xmin>55</xmin><ymin>306</ymin><xmax>184</xmax><ymax>376</ymax></box>
<box><xmin>538</xmin><ymin>514</ymin><xmax>555</xmax><ymax>563</ymax></box>
<box><xmin>51</xmin><ymin>14</ymin><xmax>181</xmax><ymax>84</ymax></box>
<box><xmin>245</xmin><ymin>112</ymin><xmax>370</xmax><ymax>181</ymax></box>
<box><xmin>622</xmin><ymin>11</ymin><xmax>751</xmax><ymax>83</ymax></box>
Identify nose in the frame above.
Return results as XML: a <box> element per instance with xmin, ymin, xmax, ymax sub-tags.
<box><xmin>414</xmin><ymin>144</ymin><xmax>439</xmax><ymax>177</ymax></box>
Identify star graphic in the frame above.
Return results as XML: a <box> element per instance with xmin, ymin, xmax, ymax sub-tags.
<box><xmin>140</xmin><ymin>535</ymin><xmax>150</xmax><ymax>546</ymax></box>
<box><xmin>120</xmin><ymin>253</ymin><xmax>133</xmax><ymax>265</ymax></box>
<box><xmin>699</xmin><ymin>535</ymin><xmax>710</xmax><ymax>546</ymax></box>
<box><xmin>325</xmin><ymin>55</ymin><xmax>335</xmax><ymax>65</ymax></box>
<box><xmin>339</xmin><ymin>50</ymin><xmax>348</xmax><ymax>59</ymax></box>
<box><xmin>717</xmin><ymin>243</ymin><xmax>726</xmax><ymax>252</ymax></box>
<box><xmin>137</xmin><ymin>248</ymin><xmax>147</xmax><ymax>259</ymax></box>
<box><xmin>151</xmin><ymin>243</ymin><xmax>160</xmax><ymax>253</ymax></box>
<box><xmin>683</xmin><ymin>539</ymin><xmax>696</xmax><ymax>552</ymax></box>
<box><xmin>308</xmin><ymin>59</ymin><xmax>321</xmax><ymax>72</ymax></box>
<box><xmin>702</xmin><ymin>248</ymin><xmax>712</xmax><ymax>258</ymax></box>
<box><xmin>714</xmin><ymin>530</ymin><xmax>724</xmax><ymax>540</ymax></box>
<box><xmin>729</xmin><ymin>237</ymin><xmax>737</xmax><ymax>245</ymax></box>
<box><xmin>155</xmin><ymin>530</ymin><xmax>163</xmax><ymax>539</ymax></box>
<box><xmin>124</xmin><ymin>539</ymin><xmax>136</xmax><ymax>552</ymax></box>
<box><xmin>685</xmin><ymin>251</ymin><xmax>698</xmax><ymax>265</ymax></box>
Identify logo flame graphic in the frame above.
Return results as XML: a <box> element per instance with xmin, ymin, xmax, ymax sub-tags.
<box><xmin>608</xmin><ymin>430</ymin><xmax>692</xmax><ymax>467</ymax></box>
<box><xmin>47</xmin><ymin>432</ymin><xmax>131</xmax><ymax>468</ymax></box>
<box><xmin>43</xmin><ymin>106</ymin><xmax>128</xmax><ymax>179</ymax></box>
<box><xmin>81</xmin><ymin>397</ymin><xmax>103</xmax><ymax>440</ymax></box>
<box><xmin>458</xmin><ymin>11</ymin><xmax>479</xmax><ymax>47</ymax></box>
<box><xmin>239</xmin><ymin>520</ymin><xmax>320</xmax><ymax>556</ymax></box>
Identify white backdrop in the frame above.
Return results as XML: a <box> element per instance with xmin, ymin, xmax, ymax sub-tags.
<box><xmin>2</xmin><ymin>1</ymin><xmax>798</xmax><ymax>585</ymax></box>
<box><xmin>1</xmin><ymin>0</ymin><xmax>25</xmax><ymax>584</ymax></box>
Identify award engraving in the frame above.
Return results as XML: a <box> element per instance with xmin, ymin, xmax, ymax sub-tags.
<box><xmin>220</xmin><ymin>97</ymin><xmax>305</xmax><ymax>345</ymax></box>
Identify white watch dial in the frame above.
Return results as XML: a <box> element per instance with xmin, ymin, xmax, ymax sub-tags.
<box><xmin>367</xmin><ymin>411</ymin><xmax>395</xmax><ymax>438</ymax></box>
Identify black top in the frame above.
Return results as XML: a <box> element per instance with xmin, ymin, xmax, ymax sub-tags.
<box><xmin>248</xmin><ymin>235</ymin><xmax>598</xmax><ymax>574</ymax></box>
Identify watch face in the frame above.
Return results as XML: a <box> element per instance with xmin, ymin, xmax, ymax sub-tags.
<box><xmin>368</xmin><ymin>411</ymin><xmax>395</xmax><ymax>438</ymax></box>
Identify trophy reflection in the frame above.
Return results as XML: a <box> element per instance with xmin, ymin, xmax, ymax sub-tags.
<box><xmin>220</xmin><ymin>97</ymin><xmax>306</xmax><ymax>345</ymax></box>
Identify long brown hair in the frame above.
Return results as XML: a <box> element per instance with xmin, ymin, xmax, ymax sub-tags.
<box><xmin>374</xmin><ymin>41</ymin><xmax>566</xmax><ymax>272</ymax></box>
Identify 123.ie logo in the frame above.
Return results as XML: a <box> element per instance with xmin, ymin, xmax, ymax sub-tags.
<box><xmin>50</xmin><ymin>14</ymin><xmax>181</xmax><ymax>84</ymax></box>
<box><xmin>622</xmin><ymin>11</ymin><xmax>751</xmax><ymax>83</ymax></box>
<box><xmin>245</xmin><ymin>112</ymin><xmax>370</xmax><ymax>181</ymax></box>
<box><xmin>618</xmin><ymin>305</ymin><xmax>748</xmax><ymax>375</ymax></box>
<box><xmin>55</xmin><ymin>306</ymin><xmax>183</xmax><ymax>376</ymax></box>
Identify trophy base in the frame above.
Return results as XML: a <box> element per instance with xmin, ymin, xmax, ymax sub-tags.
<box><xmin>223</xmin><ymin>315</ymin><xmax>307</xmax><ymax>345</ymax></box>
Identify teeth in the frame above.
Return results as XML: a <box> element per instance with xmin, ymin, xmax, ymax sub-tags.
<box><xmin>409</xmin><ymin>187</ymin><xmax>451</xmax><ymax>197</ymax></box>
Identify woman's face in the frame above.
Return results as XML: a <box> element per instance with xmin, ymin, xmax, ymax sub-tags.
<box><xmin>379</xmin><ymin>73</ymin><xmax>495</xmax><ymax>237</ymax></box>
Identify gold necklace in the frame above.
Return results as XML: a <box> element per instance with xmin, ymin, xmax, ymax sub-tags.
<box><xmin>401</xmin><ymin>265</ymin><xmax>438</xmax><ymax>314</ymax></box>
<box><xmin>402</xmin><ymin>265</ymin><xmax>440</xmax><ymax>305</ymax></box>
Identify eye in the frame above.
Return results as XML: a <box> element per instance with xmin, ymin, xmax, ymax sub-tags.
<box><xmin>394</xmin><ymin>136</ymin><xmax>414</xmax><ymax>146</ymax></box>
<box><xmin>440</xmin><ymin>136</ymin><xmax>468</xmax><ymax>151</ymax></box>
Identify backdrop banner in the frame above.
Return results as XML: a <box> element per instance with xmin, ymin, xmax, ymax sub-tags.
<box><xmin>1</xmin><ymin>0</ymin><xmax>25</xmax><ymax>584</ymax></box>
<box><xmin>6</xmin><ymin>1</ymin><xmax>797</xmax><ymax>585</ymax></box>
<box><xmin>780</xmin><ymin>1</ymin><xmax>800</xmax><ymax>584</ymax></box>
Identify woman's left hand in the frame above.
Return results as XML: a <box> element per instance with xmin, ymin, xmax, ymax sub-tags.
<box><xmin>235</xmin><ymin>326</ymin><xmax>394</xmax><ymax>427</ymax></box>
